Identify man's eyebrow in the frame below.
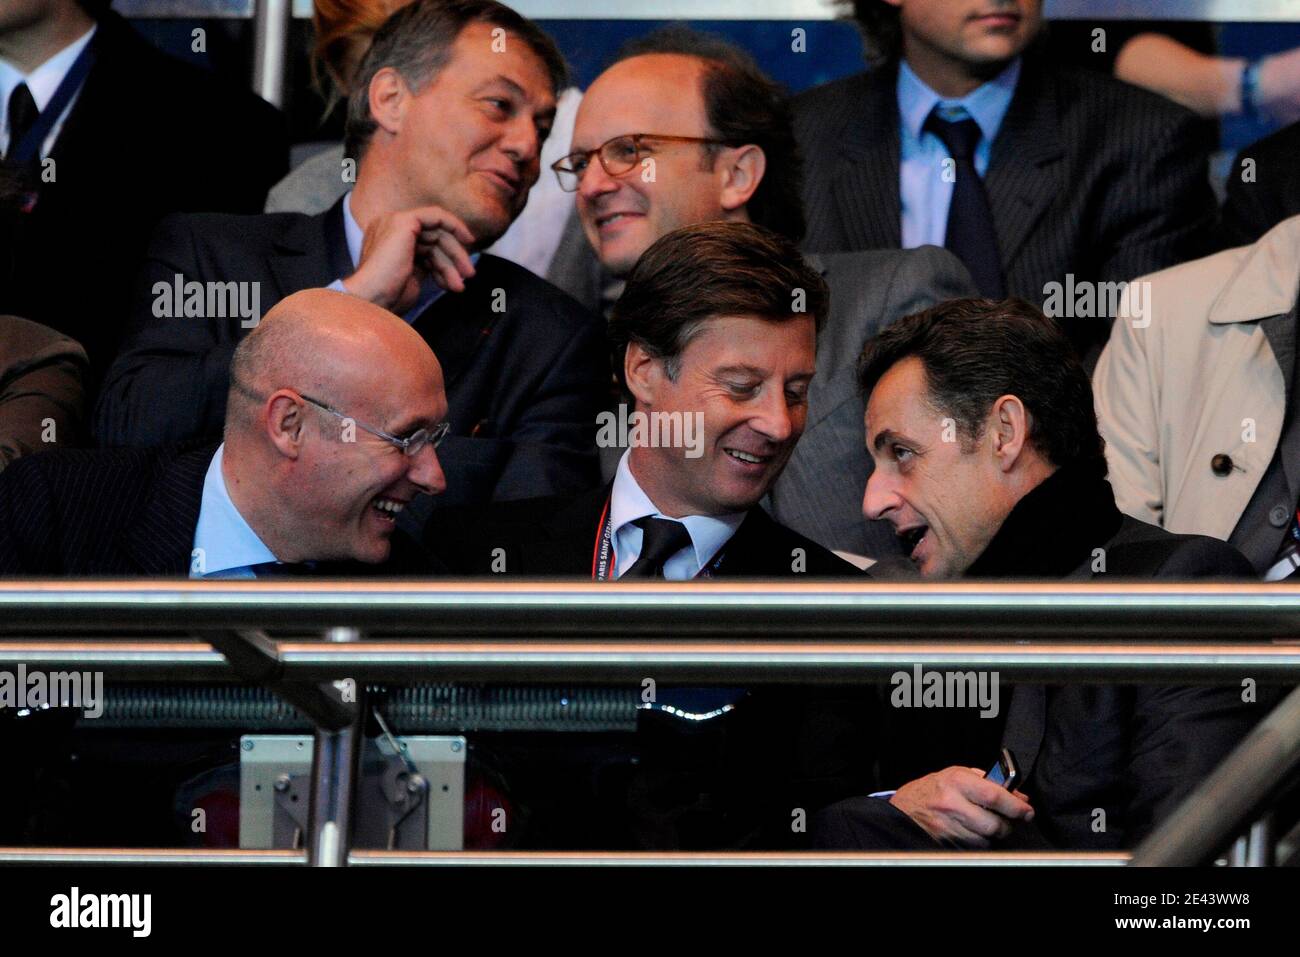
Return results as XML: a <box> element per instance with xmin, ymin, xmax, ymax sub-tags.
<box><xmin>476</xmin><ymin>75</ymin><xmax>556</xmax><ymax>118</ymax></box>
<box><xmin>871</xmin><ymin>427</ymin><xmax>908</xmax><ymax>454</ymax></box>
<box><xmin>388</xmin><ymin>414</ymin><xmax>437</xmax><ymax>437</ymax></box>
<box><xmin>713</xmin><ymin>364</ymin><xmax>767</xmax><ymax>378</ymax></box>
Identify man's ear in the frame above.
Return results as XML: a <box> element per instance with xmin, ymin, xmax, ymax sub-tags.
<box><xmin>989</xmin><ymin>394</ymin><xmax>1031</xmax><ymax>472</ymax></box>
<box><xmin>265</xmin><ymin>391</ymin><xmax>308</xmax><ymax>460</ymax></box>
<box><xmin>624</xmin><ymin>343</ymin><xmax>665</xmax><ymax>409</ymax></box>
<box><xmin>719</xmin><ymin>144</ymin><xmax>766</xmax><ymax>214</ymax></box>
<box><xmin>367</xmin><ymin>66</ymin><xmax>409</xmax><ymax>138</ymax></box>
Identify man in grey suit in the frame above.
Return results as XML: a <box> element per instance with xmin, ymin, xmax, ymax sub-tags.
<box><xmin>551</xmin><ymin>26</ymin><xmax>976</xmax><ymax>561</ymax></box>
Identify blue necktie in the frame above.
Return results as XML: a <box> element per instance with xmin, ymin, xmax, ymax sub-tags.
<box><xmin>923</xmin><ymin>109</ymin><xmax>1007</xmax><ymax>299</ymax></box>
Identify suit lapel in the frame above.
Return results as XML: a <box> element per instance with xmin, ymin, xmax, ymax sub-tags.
<box><xmin>831</xmin><ymin>70</ymin><xmax>902</xmax><ymax>250</ymax></box>
<box><xmin>120</xmin><ymin>445</ymin><xmax>216</xmax><ymax>575</ymax></box>
<box><xmin>714</xmin><ymin>507</ymin><xmax>774</xmax><ymax>577</ymax></box>
<box><xmin>267</xmin><ymin>199</ymin><xmax>350</xmax><ymax>299</ymax></box>
<box><xmin>1001</xmin><ymin>684</ymin><xmax>1047</xmax><ymax>782</ymax></box>
<box><xmin>409</xmin><ymin>255</ymin><xmax>510</xmax><ymax>390</ymax></box>
<box><xmin>985</xmin><ymin>56</ymin><xmax>1065</xmax><ymax>275</ymax></box>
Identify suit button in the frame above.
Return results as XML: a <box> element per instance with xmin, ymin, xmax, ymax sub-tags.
<box><xmin>1270</xmin><ymin>505</ymin><xmax>1291</xmax><ymax>528</ymax></box>
<box><xmin>1211</xmin><ymin>454</ymin><xmax>1234</xmax><ymax>476</ymax></box>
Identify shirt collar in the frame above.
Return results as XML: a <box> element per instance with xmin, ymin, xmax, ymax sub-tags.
<box><xmin>341</xmin><ymin>190</ymin><xmax>479</xmax><ymax>321</ymax></box>
<box><xmin>610</xmin><ymin>450</ymin><xmax>745</xmax><ymax>575</ymax></box>
<box><xmin>0</xmin><ymin>24</ymin><xmax>96</xmax><ymax>114</ymax></box>
<box><xmin>897</xmin><ymin>56</ymin><xmax>1021</xmax><ymax>146</ymax></box>
<box><xmin>191</xmin><ymin>443</ymin><xmax>279</xmax><ymax>578</ymax></box>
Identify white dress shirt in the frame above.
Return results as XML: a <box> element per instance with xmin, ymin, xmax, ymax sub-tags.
<box><xmin>0</xmin><ymin>24</ymin><xmax>96</xmax><ymax>160</ymax></box>
<box><xmin>609</xmin><ymin>450</ymin><xmax>745</xmax><ymax>580</ymax></box>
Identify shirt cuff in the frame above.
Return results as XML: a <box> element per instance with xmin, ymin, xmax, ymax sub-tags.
<box><xmin>868</xmin><ymin>790</ymin><xmax>897</xmax><ymax>799</ymax></box>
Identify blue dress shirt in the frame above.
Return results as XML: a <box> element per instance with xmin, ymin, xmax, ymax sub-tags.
<box><xmin>897</xmin><ymin>57</ymin><xmax>1021</xmax><ymax>249</ymax></box>
<box><xmin>326</xmin><ymin>191</ymin><xmax>478</xmax><ymax>323</ymax></box>
<box><xmin>190</xmin><ymin>444</ymin><xmax>280</xmax><ymax>579</ymax></box>
<box><xmin>610</xmin><ymin>450</ymin><xmax>745</xmax><ymax>580</ymax></box>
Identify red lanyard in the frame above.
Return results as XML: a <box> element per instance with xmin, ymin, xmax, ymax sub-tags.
<box><xmin>591</xmin><ymin>496</ymin><xmax>726</xmax><ymax>581</ymax></box>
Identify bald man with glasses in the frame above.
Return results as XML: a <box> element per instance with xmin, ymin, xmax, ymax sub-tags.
<box><xmin>0</xmin><ymin>289</ymin><xmax>447</xmax><ymax>577</ymax></box>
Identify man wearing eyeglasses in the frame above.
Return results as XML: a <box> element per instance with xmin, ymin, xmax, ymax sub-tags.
<box><xmin>93</xmin><ymin>0</ymin><xmax>606</xmax><ymax>530</ymax></box>
<box><xmin>0</xmin><ymin>289</ymin><xmax>447</xmax><ymax>577</ymax></box>
<box><xmin>554</xmin><ymin>27</ymin><xmax>976</xmax><ymax>563</ymax></box>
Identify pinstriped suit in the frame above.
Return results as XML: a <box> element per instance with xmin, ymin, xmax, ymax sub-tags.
<box><xmin>0</xmin><ymin>444</ymin><xmax>434</xmax><ymax>576</ymax></box>
<box><xmin>791</xmin><ymin>47</ymin><xmax>1217</xmax><ymax>356</ymax></box>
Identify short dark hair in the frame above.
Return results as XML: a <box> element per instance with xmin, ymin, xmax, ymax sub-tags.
<box><xmin>837</xmin><ymin>0</ymin><xmax>903</xmax><ymax>67</ymax></box>
<box><xmin>608</xmin><ymin>221</ymin><xmax>828</xmax><ymax>388</ymax></box>
<box><xmin>856</xmin><ymin>298</ymin><xmax>1108</xmax><ymax>477</ymax></box>
<box><xmin>611</xmin><ymin>27</ymin><xmax>806</xmax><ymax>243</ymax></box>
<box><xmin>344</xmin><ymin>0</ymin><xmax>567</xmax><ymax>160</ymax></box>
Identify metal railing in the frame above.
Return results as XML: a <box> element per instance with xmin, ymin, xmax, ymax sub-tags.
<box><xmin>1</xmin><ymin>580</ymin><xmax>1297</xmax><ymax>865</ymax></box>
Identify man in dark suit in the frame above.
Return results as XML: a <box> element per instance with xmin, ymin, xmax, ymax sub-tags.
<box><xmin>0</xmin><ymin>289</ymin><xmax>444</xmax><ymax>577</ymax></box>
<box><xmin>0</xmin><ymin>1</ymin><xmax>287</xmax><ymax>387</ymax></box>
<box><xmin>813</xmin><ymin>298</ymin><xmax>1258</xmax><ymax>851</ymax></box>
<box><xmin>794</xmin><ymin>1</ymin><xmax>1216</xmax><ymax>357</ymax></box>
<box><xmin>95</xmin><ymin>0</ymin><xmax>606</xmax><ymax>522</ymax></box>
<box><xmin>430</xmin><ymin>221</ymin><xmax>853</xmax><ymax>581</ymax></box>
<box><xmin>551</xmin><ymin>26</ymin><xmax>978</xmax><ymax>559</ymax></box>
<box><xmin>1219</xmin><ymin>121</ymin><xmax>1300</xmax><ymax>249</ymax></box>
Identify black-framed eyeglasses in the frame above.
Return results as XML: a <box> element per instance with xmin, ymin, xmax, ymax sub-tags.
<box><xmin>551</xmin><ymin>133</ymin><xmax>731</xmax><ymax>192</ymax></box>
<box><xmin>297</xmin><ymin>393</ymin><xmax>450</xmax><ymax>458</ymax></box>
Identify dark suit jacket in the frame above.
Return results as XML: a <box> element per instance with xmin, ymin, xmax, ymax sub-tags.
<box><xmin>0</xmin><ymin>315</ymin><xmax>87</xmax><ymax>469</ymax></box>
<box><xmin>822</xmin><ymin>466</ymin><xmax>1258</xmax><ymax>851</ymax></box>
<box><xmin>1219</xmin><ymin>121</ymin><xmax>1300</xmax><ymax>250</ymax></box>
<box><xmin>792</xmin><ymin>47</ymin><xmax>1216</xmax><ymax>355</ymax></box>
<box><xmin>767</xmin><ymin>247</ymin><xmax>977</xmax><ymax>560</ymax></box>
<box><xmin>0</xmin><ymin>443</ymin><xmax>433</xmax><ymax>577</ymax></box>
<box><xmin>427</xmin><ymin>482</ymin><xmax>859</xmax><ymax>578</ymax></box>
<box><xmin>94</xmin><ymin>198</ymin><xmax>608</xmax><ymax>515</ymax></box>
<box><xmin>0</xmin><ymin>11</ymin><xmax>288</xmax><ymax>388</ymax></box>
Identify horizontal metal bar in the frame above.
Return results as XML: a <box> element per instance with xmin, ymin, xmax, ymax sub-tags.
<box><xmin>0</xmin><ymin>848</ymin><xmax>304</xmax><ymax>865</ymax></box>
<box><xmin>110</xmin><ymin>0</ymin><xmax>1300</xmax><ymax>22</ymax></box>
<box><xmin>6</xmin><ymin>581</ymin><xmax>1300</xmax><ymax>638</ymax></box>
<box><xmin>274</xmin><ymin>640</ymin><xmax>1300</xmax><ymax>682</ymax></box>
<box><xmin>349</xmin><ymin>850</ymin><xmax>1130</xmax><ymax>866</ymax></box>
<box><xmin>0</xmin><ymin>638</ymin><xmax>1293</xmax><ymax>681</ymax></box>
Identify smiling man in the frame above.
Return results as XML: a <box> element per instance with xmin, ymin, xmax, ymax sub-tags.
<box><xmin>810</xmin><ymin>297</ymin><xmax>1257</xmax><ymax>852</ymax></box>
<box><xmin>0</xmin><ymin>289</ymin><xmax>446</xmax><ymax>576</ymax></box>
<box><xmin>429</xmin><ymin>221</ymin><xmax>853</xmax><ymax>580</ymax></box>
<box><xmin>95</xmin><ymin>0</ymin><xmax>606</xmax><ymax>525</ymax></box>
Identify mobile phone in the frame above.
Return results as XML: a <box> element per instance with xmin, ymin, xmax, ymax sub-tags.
<box><xmin>984</xmin><ymin>747</ymin><xmax>1019</xmax><ymax>791</ymax></box>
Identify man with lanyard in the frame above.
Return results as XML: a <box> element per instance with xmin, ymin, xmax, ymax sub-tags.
<box><xmin>429</xmin><ymin>221</ymin><xmax>855</xmax><ymax>582</ymax></box>
<box><xmin>427</xmin><ymin>222</ymin><xmax>870</xmax><ymax>849</ymax></box>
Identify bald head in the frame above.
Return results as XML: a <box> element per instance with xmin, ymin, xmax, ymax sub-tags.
<box><xmin>221</xmin><ymin>287</ymin><xmax>450</xmax><ymax>565</ymax></box>
<box><xmin>227</xmin><ymin>288</ymin><xmax>441</xmax><ymax>437</ymax></box>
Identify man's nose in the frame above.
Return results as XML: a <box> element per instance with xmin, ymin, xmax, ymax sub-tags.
<box><xmin>862</xmin><ymin>467</ymin><xmax>899</xmax><ymax>521</ymax></box>
<box><xmin>501</xmin><ymin>115</ymin><xmax>541</xmax><ymax>168</ymax></box>
<box><xmin>751</xmin><ymin>389</ymin><xmax>797</xmax><ymax>444</ymax></box>
<box><xmin>577</xmin><ymin>153</ymin><xmax>620</xmax><ymax>200</ymax></box>
<box><xmin>407</xmin><ymin>442</ymin><xmax>447</xmax><ymax>497</ymax></box>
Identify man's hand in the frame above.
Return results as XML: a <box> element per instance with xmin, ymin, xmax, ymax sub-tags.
<box><xmin>342</xmin><ymin>206</ymin><xmax>477</xmax><ymax>313</ymax></box>
<box><xmin>889</xmin><ymin>766</ymin><xmax>1034</xmax><ymax>847</ymax></box>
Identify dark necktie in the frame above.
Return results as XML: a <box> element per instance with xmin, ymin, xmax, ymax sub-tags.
<box><xmin>922</xmin><ymin>109</ymin><xmax>1007</xmax><ymax>299</ymax></box>
<box><xmin>248</xmin><ymin>561</ymin><xmax>317</xmax><ymax>578</ymax></box>
<box><xmin>4</xmin><ymin>83</ymin><xmax>39</xmax><ymax>164</ymax></box>
<box><xmin>621</xmin><ymin>517</ymin><xmax>692</xmax><ymax>579</ymax></box>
